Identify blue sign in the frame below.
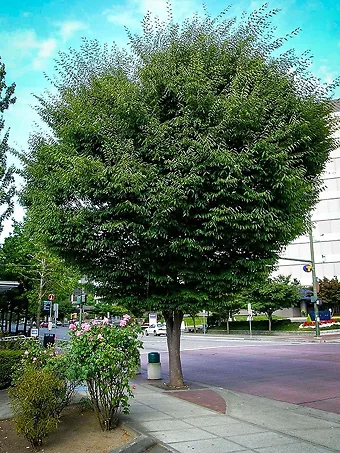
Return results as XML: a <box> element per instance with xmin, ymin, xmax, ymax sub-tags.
<box><xmin>303</xmin><ymin>264</ymin><xmax>312</xmax><ymax>273</ymax></box>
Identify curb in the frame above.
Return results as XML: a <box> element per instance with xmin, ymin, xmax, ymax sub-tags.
<box><xmin>110</xmin><ymin>433</ymin><xmax>157</xmax><ymax>453</ymax></box>
<box><xmin>110</xmin><ymin>424</ymin><xmax>176</xmax><ymax>453</ymax></box>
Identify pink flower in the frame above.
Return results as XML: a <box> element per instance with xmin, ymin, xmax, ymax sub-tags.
<box><xmin>43</xmin><ymin>350</ymin><xmax>47</xmax><ymax>354</ymax></box>
<box><xmin>123</xmin><ymin>314</ymin><xmax>131</xmax><ymax>321</ymax></box>
<box><xmin>75</xmin><ymin>331</ymin><xmax>82</xmax><ymax>337</ymax></box>
<box><xmin>69</xmin><ymin>323</ymin><xmax>76</xmax><ymax>331</ymax></box>
<box><xmin>97</xmin><ymin>333</ymin><xmax>103</xmax><ymax>340</ymax></box>
<box><xmin>24</xmin><ymin>350</ymin><xmax>29</xmax><ymax>355</ymax></box>
<box><xmin>120</xmin><ymin>320</ymin><xmax>127</xmax><ymax>327</ymax></box>
<box><xmin>82</xmin><ymin>323</ymin><xmax>91</xmax><ymax>332</ymax></box>
<box><xmin>89</xmin><ymin>336</ymin><xmax>93</xmax><ymax>342</ymax></box>
<box><xmin>103</xmin><ymin>317</ymin><xmax>109</xmax><ymax>325</ymax></box>
<box><xmin>32</xmin><ymin>357</ymin><xmax>37</xmax><ymax>362</ymax></box>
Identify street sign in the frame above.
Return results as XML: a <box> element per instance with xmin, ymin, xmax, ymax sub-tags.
<box><xmin>48</xmin><ymin>294</ymin><xmax>56</xmax><ymax>301</ymax></box>
<box><xmin>30</xmin><ymin>328</ymin><xmax>38</xmax><ymax>337</ymax></box>
<box><xmin>303</xmin><ymin>264</ymin><xmax>312</xmax><ymax>273</ymax></box>
<box><xmin>53</xmin><ymin>303</ymin><xmax>59</xmax><ymax>318</ymax></box>
<box><xmin>43</xmin><ymin>301</ymin><xmax>51</xmax><ymax>312</ymax></box>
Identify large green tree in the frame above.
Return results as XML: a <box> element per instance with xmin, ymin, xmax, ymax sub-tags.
<box><xmin>249</xmin><ymin>275</ymin><xmax>301</xmax><ymax>331</ymax></box>
<box><xmin>1</xmin><ymin>221</ymin><xmax>81</xmax><ymax>324</ymax></box>
<box><xmin>20</xmin><ymin>6</ymin><xmax>337</xmax><ymax>386</ymax></box>
<box><xmin>0</xmin><ymin>58</ymin><xmax>16</xmax><ymax>234</ymax></box>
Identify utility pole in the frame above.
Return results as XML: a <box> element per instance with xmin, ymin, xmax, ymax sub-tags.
<box><xmin>309</xmin><ymin>223</ymin><xmax>321</xmax><ymax>338</ymax></box>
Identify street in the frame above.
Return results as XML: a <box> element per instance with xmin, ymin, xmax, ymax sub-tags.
<box><xmin>140</xmin><ymin>333</ymin><xmax>340</xmax><ymax>415</ymax></box>
<box><xmin>42</xmin><ymin>327</ymin><xmax>340</xmax><ymax>415</ymax></box>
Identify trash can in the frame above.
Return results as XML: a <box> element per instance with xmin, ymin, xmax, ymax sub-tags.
<box><xmin>147</xmin><ymin>352</ymin><xmax>161</xmax><ymax>380</ymax></box>
<box><xmin>43</xmin><ymin>333</ymin><xmax>55</xmax><ymax>347</ymax></box>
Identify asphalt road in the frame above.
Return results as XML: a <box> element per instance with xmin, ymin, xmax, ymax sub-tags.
<box><xmin>140</xmin><ymin>334</ymin><xmax>340</xmax><ymax>415</ymax></box>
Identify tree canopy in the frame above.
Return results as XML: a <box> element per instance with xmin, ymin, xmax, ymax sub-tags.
<box><xmin>0</xmin><ymin>58</ymin><xmax>16</xmax><ymax>235</ymax></box>
<box><xmin>248</xmin><ymin>274</ymin><xmax>301</xmax><ymax>331</ymax></box>
<box><xmin>1</xmin><ymin>221</ymin><xmax>81</xmax><ymax>324</ymax></box>
<box><xmin>319</xmin><ymin>276</ymin><xmax>340</xmax><ymax>314</ymax></box>
<box><xmin>20</xmin><ymin>5</ymin><xmax>337</xmax><ymax>386</ymax></box>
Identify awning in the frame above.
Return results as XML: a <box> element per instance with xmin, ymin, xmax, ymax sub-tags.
<box><xmin>0</xmin><ymin>281</ymin><xmax>20</xmax><ymax>294</ymax></box>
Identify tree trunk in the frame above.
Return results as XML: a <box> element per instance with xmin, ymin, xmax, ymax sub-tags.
<box><xmin>164</xmin><ymin>309</ymin><xmax>185</xmax><ymax>388</ymax></box>
<box><xmin>268</xmin><ymin>314</ymin><xmax>272</xmax><ymax>332</ymax></box>
<box><xmin>8</xmin><ymin>308</ymin><xmax>13</xmax><ymax>334</ymax></box>
<box><xmin>193</xmin><ymin>316</ymin><xmax>196</xmax><ymax>333</ymax></box>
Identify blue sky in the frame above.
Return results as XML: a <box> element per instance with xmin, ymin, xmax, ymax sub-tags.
<box><xmin>1</xmin><ymin>0</ymin><xmax>340</xmax><ymax>239</ymax></box>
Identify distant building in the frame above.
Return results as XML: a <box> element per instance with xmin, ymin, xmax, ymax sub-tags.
<box><xmin>274</xmin><ymin>100</ymin><xmax>340</xmax><ymax>314</ymax></box>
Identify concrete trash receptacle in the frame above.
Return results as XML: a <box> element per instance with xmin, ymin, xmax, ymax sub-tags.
<box><xmin>147</xmin><ymin>352</ymin><xmax>161</xmax><ymax>379</ymax></box>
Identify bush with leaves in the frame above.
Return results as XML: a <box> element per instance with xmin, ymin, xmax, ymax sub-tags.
<box><xmin>68</xmin><ymin>315</ymin><xmax>142</xmax><ymax>430</ymax></box>
<box><xmin>9</xmin><ymin>367</ymin><xmax>67</xmax><ymax>450</ymax></box>
<box><xmin>0</xmin><ymin>349</ymin><xmax>23</xmax><ymax>389</ymax></box>
<box><xmin>13</xmin><ymin>339</ymin><xmax>80</xmax><ymax>411</ymax></box>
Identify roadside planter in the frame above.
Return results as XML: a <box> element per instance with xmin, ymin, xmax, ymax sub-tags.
<box><xmin>299</xmin><ymin>319</ymin><xmax>340</xmax><ymax>329</ymax></box>
<box><xmin>147</xmin><ymin>351</ymin><xmax>161</xmax><ymax>380</ymax></box>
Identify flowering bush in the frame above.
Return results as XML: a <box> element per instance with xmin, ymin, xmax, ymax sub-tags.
<box><xmin>67</xmin><ymin>315</ymin><xmax>142</xmax><ymax>430</ymax></box>
<box><xmin>299</xmin><ymin>319</ymin><xmax>340</xmax><ymax>329</ymax></box>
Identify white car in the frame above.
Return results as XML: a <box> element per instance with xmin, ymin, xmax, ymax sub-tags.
<box><xmin>145</xmin><ymin>323</ymin><xmax>167</xmax><ymax>336</ymax></box>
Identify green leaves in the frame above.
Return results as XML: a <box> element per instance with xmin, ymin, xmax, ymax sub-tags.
<box><xmin>20</xmin><ymin>5</ymin><xmax>335</xmax><ymax>316</ymax></box>
<box><xmin>0</xmin><ymin>58</ymin><xmax>16</xmax><ymax>234</ymax></box>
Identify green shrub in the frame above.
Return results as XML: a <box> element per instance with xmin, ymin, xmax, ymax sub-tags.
<box><xmin>0</xmin><ymin>350</ymin><xmax>23</xmax><ymax>389</ymax></box>
<box><xmin>0</xmin><ymin>337</ymin><xmax>38</xmax><ymax>350</ymax></box>
<box><xmin>12</xmin><ymin>340</ymin><xmax>80</xmax><ymax>411</ymax></box>
<box><xmin>8</xmin><ymin>368</ymin><xmax>67</xmax><ymax>450</ymax></box>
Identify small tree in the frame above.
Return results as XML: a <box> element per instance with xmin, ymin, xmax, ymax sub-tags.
<box><xmin>249</xmin><ymin>275</ymin><xmax>301</xmax><ymax>331</ymax></box>
<box><xmin>209</xmin><ymin>293</ymin><xmax>245</xmax><ymax>333</ymax></box>
<box><xmin>318</xmin><ymin>277</ymin><xmax>340</xmax><ymax>314</ymax></box>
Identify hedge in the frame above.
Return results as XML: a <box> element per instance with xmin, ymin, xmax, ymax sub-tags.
<box><xmin>0</xmin><ymin>350</ymin><xmax>24</xmax><ymax>389</ymax></box>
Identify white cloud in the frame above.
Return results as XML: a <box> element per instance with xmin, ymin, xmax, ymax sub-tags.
<box><xmin>319</xmin><ymin>64</ymin><xmax>336</xmax><ymax>85</ymax></box>
<box><xmin>58</xmin><ymin>20</ymin><xmax>87</xmax><ymax>41</ymax></box>
<box><xmin>104</xmin><ymin>0</ymin><xmax>202</xmax><ymax>28</ymax></box>
<box><xmin>0</xmin><ymin>30</ymin><xmax>57</xmax><ymax>71</ymax></box>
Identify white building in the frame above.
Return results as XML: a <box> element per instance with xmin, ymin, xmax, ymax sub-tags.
<box><xmin>275</xmin><ymin>101</ymin><xmax>340</xmax><ymax>312</ymax></box>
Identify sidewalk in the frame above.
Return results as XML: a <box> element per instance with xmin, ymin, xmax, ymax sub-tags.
<box><xmin>123</xmin><ymin>371</ymin><xmax>340</xmax><ymax>452</ymax></box>
<box><xmin>1</xmin><ymin>363</ymin><xmax>340</xmax><ymax>452</ymax></box>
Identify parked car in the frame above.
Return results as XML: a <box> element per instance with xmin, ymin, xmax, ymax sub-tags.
<box><xmin>56</xmin><ymin>320</ymin><xmax>62</xmax><ymax>326</ymax></box>
<box><xmin>145</xmin><ymin>323</ymin><xmax>167</xmax><ymax>336</ymax></box>
<box><xmin>40</xmin><ymin>321</ymin><xmax>56</xmax><ymax>328</ymax></box>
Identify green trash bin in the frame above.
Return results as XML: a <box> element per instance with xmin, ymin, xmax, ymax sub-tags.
<box><xmin>148</xmin><ymin>352</ymin><xmax>160</xmax><ymax>363</ymax></box>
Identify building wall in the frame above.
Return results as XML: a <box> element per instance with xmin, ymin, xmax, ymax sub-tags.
<box><xmin>274</xmin><ymin>110</ymin><xmax>340</xmax><ymax>286</ymax></box>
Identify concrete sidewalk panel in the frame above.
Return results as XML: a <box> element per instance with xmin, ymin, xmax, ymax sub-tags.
<box><xmin>227</xmin><ymin>431</ymin><xmax>298</xmax><ymax>449</ymax></box>
<box><xmin>183</xmin><ymin>414</ymin><xmax>229</xmax><ymax>428</ymax></box>
<box><xmin>151</xmin><ymin>427</ymin><xmax>216</xmax><ymax>444</ymax></box>
<box><xmin>168</xmin><ymin>437</ymin><xmax>249</xmax><ymax>453</ymax></box>
<box><xmin>139</xmin><ymin>419</ymin><xmax>196</xmax><ymax>432</ymax></box>
<box><xmin>201</xmin><ymin>420</ymin><xmax>268</xmax><ymax>437</ymax></box>
<box><xmin>289</xmin><ymin>428</ymin><xmax>340</xmax><ymax>451</ymax></box>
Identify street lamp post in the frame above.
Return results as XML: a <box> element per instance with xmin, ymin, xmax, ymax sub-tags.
<box><xmin>309</xmin><ymin>224</ymin><xmax>321</xmax><ymax>338</ymax></box>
